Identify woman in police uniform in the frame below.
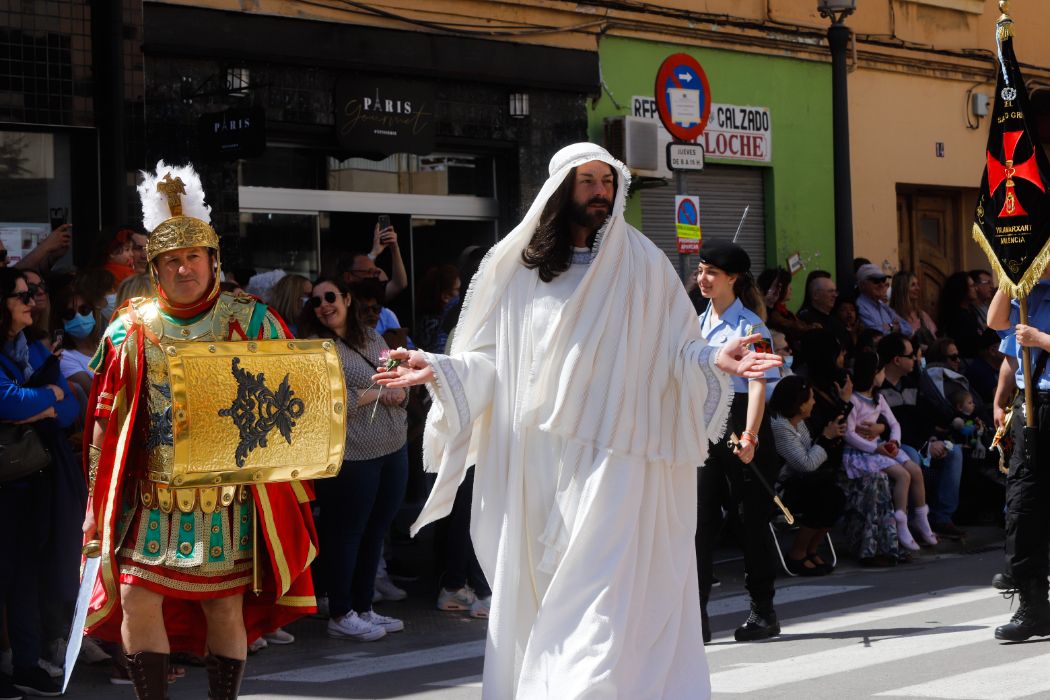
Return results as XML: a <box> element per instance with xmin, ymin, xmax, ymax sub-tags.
<box><xmin>694</xmin><ymin>240</ymin><xmax>781</xmax><ymax>644</ymax></box>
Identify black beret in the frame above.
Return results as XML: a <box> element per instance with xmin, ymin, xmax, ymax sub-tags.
<box><xmin>698</xmin><ymin>239</ymin><xmax>751</xmax><ymax>274</ymax></box>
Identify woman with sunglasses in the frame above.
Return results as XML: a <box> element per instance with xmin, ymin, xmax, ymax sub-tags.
<box><xmin>57</xmin><ymin>286</ymin><xmax>104</xmax><ymax>404</ymax></box>
<box><xmin>0</xmin><ymin>268</ymin><xmax>81</xmax><ymax>698</ymax></box>
<box><xmin>298</xmin><ymin>277</ymin><xmax>409</xmax><ymax>642</ymax></box>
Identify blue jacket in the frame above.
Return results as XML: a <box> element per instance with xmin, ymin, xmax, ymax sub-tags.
<box><xmin>0</xmin><ymin>336</ymin><xmax>79</xmax><ymax>427</ymax></box>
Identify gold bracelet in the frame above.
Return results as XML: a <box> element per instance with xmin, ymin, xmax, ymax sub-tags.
<box><xmin>87</xmin><ymin>444</ymin><xmax>102</xmax><ymax>493</ymax></box>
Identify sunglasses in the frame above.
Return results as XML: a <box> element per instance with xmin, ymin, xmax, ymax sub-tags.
<box><xmin>309</xmin><ymin>291</ymin><xmax>339</xmax><ymax>308</ymax></box>
<box><xmin>61</xmin><ymin>304</ymin><xmax>94</xmax><ymax>321</ymax></box>
<box><xmin>946</xmin><ymin>354</ymin><xmax>961</xmax><ymax>361</ymax></box>
<box><xmin>359</xmin><ymin>302</ymin><xmax>382</xmax><ymax>314</ymax></box>
<box><xmin>897</xmin><ymin>352</ymin><xmax>917</xmax><ymax>359</ymax></box>
<box><xmin>27</xmin><ymin>282</ymin><xmax>47</xmax><ymax>297</ymax></box>
<box><xmin>6</xmin><ymin>291</ymin><xmax>33</xmax><ymax>305</ymax></box>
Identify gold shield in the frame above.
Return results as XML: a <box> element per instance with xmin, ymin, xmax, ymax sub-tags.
<box><xmin>157</xmin><ymin>339</ymin><xmax>346</xmax><ymax>487</ymax></box>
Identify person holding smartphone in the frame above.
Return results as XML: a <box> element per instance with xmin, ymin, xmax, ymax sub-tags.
<box><xmin>694</xmin><ymin>239</ymin><xmax>782</xmax><ymax>643</ymax></box>
<box><xmin>770</xmin><ymin>375</ymin><xmax>847</xmax><ymax>576</ymax></box>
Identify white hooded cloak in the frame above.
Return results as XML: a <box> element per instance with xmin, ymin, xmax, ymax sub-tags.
<box><xmin>412</xmin><ymin>143</ymin><xmax>732</xmax><ymax>699</ymax></box>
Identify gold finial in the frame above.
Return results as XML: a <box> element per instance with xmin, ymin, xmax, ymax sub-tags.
<box><xmin>157</xmin><ymin>173</ymin><xmax>186</xmax><ymax>217</ymax></box>
<box><xmin>999</xmin><ymin>0</ymin><xmax>1009</xmax><ymax>14</ymax></box>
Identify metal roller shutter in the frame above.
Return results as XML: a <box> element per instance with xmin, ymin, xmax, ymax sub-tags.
<box><xmin>638</xmin><ymin>165</ymin><xmax>767</xmax><ymax>274</ymax></box>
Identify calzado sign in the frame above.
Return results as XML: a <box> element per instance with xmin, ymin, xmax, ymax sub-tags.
<box><xmin>633</xmin><ymin>96</ymin><xmax>772</xmax><ymax>164</ymax></box>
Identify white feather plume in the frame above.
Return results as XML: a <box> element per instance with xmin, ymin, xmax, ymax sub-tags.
<box><xmin>138</xmin><ymin>160</ymin><xmax>212</xmax><ymax>233</ymax></box>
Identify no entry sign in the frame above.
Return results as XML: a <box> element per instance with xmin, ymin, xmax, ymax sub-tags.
<box><xmin>655</xmin><ymin>54</ymin><xmax>712</xmax><ymax>143</ymax></box>
<box><xmin>675</xmin><ymin>195</ymin><xmax>702</xmax><ymax>254</ymax></box>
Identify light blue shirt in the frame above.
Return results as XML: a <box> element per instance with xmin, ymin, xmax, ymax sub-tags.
<box><xmin>856</xmin><ymin>293</ymin><xmax>913</xmax><ymax>336</ymax></box>
<box><xmin>375</xmin><ymin>307</ymin><xmax>416</xmax><ymax>349</ymax></box>
<box><xmin>698</xmin><ymin>298</ymin><xmax>779</xmax><ymax>394</ymax></box>
<box><xmin>998</xmin><ymin>281</ymin><xmax>1050</xmax><ymax>391</ymax></box>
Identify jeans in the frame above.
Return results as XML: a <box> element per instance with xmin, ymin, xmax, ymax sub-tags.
<box><xmin>901</xmin><ymin>443</ymin><xmax>963</xmax><ymax>524</ymax></box>
<box><xmin>316</xmin><ymin>446</ymin><xmax>408</xmax><ymax>617</ymax></box>
<box><xmin>436</xmin><ymin>467</ymin><xmax>490</xmax><ymax>598</ymax></box>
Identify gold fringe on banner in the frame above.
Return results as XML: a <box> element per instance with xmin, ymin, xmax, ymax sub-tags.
<box><xmin>972</xmin><ymin>222</ymin><xmax>1050</xmax><ymax>301</ymax></box>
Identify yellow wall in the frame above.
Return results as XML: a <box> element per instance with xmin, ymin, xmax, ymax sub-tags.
<box><xmin>152</xmin><ymin>0</ymin><xmax>1050</xmax><ymax>274</ymax></box>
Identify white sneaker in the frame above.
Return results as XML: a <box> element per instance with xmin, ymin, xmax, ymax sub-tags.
<box><xmin>360</xmin><ymin>609</ymin><xmax>404</xmax><ymax>633</ymax></box>
<box><xmin>38</xmin><ymin>657</ymin><xmax>63</xmax><ymax>678</ymax></box>
<box><xmin>470</xmin><ymin>596</ymin><xmax>491</xmax><ymax>619</ymax></box>
<box><xmin>263</xmin><ymin>628</ymin><xmax>295</xmax><ymax>645</ymax></box>
<box><xmin>80</xmin><ymin>637</ymin><xmax>112</xmax><ymax>664</ymax></box>
<box><xmin>374</xmin><ymin>574</ymin><xmax>408</xmax><ymax>602</ymax></box>
<box><xmin>248</xmin><ymin>637</ymin><xmax>268</xmax><ymax>654</ymax></box>
<box><xmin>327</xmin><ymin>611</ymin><xmax>386</xmax><ymax>641</ymax></box>
<box><xmin>437</xmin><ymin>586</ymin><xmax>476</xmax><ymax>611</ymax></box>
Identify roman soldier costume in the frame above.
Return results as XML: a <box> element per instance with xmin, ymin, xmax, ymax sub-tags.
<box><xmin>82</xmin><ymin>162</ymin><xmax>332</xmax><ymax>698</ymax></box>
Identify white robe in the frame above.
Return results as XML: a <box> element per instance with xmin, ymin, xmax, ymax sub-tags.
<box><xmin>416</xmin><ymin>260</ymin><xmax>731</xmax><ymax>698</ymax></box>
<box><xmin>412</xmin><ymin>143</ymin><xmax>732</xmax><ymax>699</ymax></box>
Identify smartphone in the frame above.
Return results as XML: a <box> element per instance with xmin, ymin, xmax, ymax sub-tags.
<box><xmin>839</xmin><ymin>402</ymin><xmax>854</xmax><ymax>420</ymax></box>
<box><xmin>50</xmin><ymin>206</ymin><xmax>68</xmax><ymax>232</ymax></box>
<box><xmin>52</xmin><ymin>329</ymin><xmax>64</xmax><ymax>347</ymax></box>
<box><xmin>377</xmin><ymin>214</ymin><xmax>391</xmax><ymax>231</ymax></box>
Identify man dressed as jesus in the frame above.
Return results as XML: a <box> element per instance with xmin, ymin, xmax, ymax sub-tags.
<box><xmin>375</xmin><ymin>143</ymin><xmax>780</xmax><ymax>698</ymax></box>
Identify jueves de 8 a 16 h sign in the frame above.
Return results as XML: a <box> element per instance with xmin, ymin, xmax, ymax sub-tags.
<box><xmin>335</xmin><ymin>77</ymin><xmax>435</xmax><ymax>158</ymax></box>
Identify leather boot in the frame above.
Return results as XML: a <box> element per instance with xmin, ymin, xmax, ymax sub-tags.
<box><xmin>992</xmin><ymin>572</ymin><xmax>1016</xmax><ymax>593</ymax></box>
<box><xmin>206</xmin><ymin>654</ymin><xmax>247</xmax><ymax>700</ymax></box>
<box><xmin>994</xmin><ymin>578</ymin><xmax>1050</xmax><ymax>641</ymax></box>
<box><xmin>734</xmin><ymin>600</ymin><xmax>781</xmax><ymax>642</ymax></box>
<box><xmin>125</xmin><ymin>651</ymin><xmax>169</xmax><ymax>700</ymax></box>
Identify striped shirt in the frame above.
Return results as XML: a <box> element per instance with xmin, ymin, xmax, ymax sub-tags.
<box><xmin>771</xmin><ymin>415</ymin><xmax>828</xmax><ymax>475</ymax></box>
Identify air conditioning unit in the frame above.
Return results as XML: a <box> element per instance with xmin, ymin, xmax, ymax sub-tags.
<box><xmin>603</xmin><ymin>116</ymin><xmax>670</xmax><ymax>178</ymax></box>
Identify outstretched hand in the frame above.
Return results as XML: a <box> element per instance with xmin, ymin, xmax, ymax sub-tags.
<box><xmin>714</xmin><ymin>333</ymin><xmax>783</xmax><ymax>379</ymax></box>
<box><xmin>372</xmin><ymin>348</ymin><xmax>435</xmax><ymax>388</ymax></box>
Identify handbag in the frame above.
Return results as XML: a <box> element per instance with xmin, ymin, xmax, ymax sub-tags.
<box><xmin>0</xmin><ymin>354</ymin><xmax>52</xmax><ymax>483</ymax></box>
<box><xmin>0</xmin><ymin>422</ymin><xmax>50</xmax><ymax>483</ymax></box>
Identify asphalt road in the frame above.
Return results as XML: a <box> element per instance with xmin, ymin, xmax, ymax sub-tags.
<box><xmin>63</xmin><ymin>527</ymin><xmax>1046</xmax><ymax>699</ymax></box>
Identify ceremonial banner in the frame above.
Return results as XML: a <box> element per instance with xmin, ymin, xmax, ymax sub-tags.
<box><xmin>973</xmin><ymin>3</ymin><xmax>1050</xmax><ymax>299</ymax></box>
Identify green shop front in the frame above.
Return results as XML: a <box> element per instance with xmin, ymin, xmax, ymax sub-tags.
<box><xmin>590</xmin><ymin>36</ymin><xmax>835</xmax><ymax>283</ymax></box>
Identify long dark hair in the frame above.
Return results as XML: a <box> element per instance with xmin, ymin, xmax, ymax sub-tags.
<box><xmin>757</xmin><ymin>267</ymin><xmax>791</xmax><ymax>306</ymax></box>
<box><xmin>937</xmin><ymin>271</ymin><xmax>974</xmax><ymax>327</ymax></box>
<box><xmin>521</xmin><ymin>165</ymin><xmax>617</xmax><ymax>283</ymax></box>
<box><xmin>734</xmin><ymin>271</ymin><xmax>766</xmax><ymax>320</ymax></box>
<box><xmin>0</xmin><ymin>268</ymin><xmax>27</xmax><ymax>343</ymax></box>
<box><xmin>296</xmin><ymin>276</ymin><xmax>368</xmax><ymax>350</ymax></box>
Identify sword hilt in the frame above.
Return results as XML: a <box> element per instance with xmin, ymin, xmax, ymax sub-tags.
<box><xmin>82</xmin><ymin>540</ymin><xmax>102</xmax><ymax>558</ymax></box>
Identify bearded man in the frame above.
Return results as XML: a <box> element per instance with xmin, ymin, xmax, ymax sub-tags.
<box><xmin>375</xmin><ymin>143</ymin><xmax>780</xmax><ymax>698</ymax></box>
<box><xmin>81</xmin><ymin>162</ymin><xmax>318</xmax><ymax>699</ymax></box>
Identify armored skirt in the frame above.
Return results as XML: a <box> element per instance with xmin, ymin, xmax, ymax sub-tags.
<box><xmin>116</xmin><ymin>481</ymin><xmax>255</xmax><ymax>599</ymax></box>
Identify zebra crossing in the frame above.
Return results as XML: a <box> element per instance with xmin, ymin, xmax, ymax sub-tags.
<box><xmin>239</xmin><ymin>567</ymin><xmax>1045</xmax><ymax>699</ymax></box>
<box><xmin>708</xmin><ymin>583</ymin><xmax>1049</xmax><ymax>699</ymax></box>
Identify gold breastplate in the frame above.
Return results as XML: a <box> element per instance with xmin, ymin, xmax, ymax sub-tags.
<box><xmin>133</xmin><ymin>293</ymin><xmax>257</xmax><ymax>512</ymax></box>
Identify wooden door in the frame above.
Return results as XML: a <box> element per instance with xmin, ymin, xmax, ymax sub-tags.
<box><xmin>897</xmin><ymin>188</ymin><xmax>962</xmax><ymax>317</ymax></box>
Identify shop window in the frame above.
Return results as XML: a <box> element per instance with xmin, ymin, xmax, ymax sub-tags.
<box><xmin>237</xmin><ymin>212</ymin><xmax>319</xmax><ymax>278</ymax></box>
<box><xmin>327</xmin><ymin>153</ymin><xmax>495</xmax><ymax>198</ymax></box>
<box><xmin>0</xmin><ymin>130</ymin><xmax>71</xmax><ymax>265</ymax></box>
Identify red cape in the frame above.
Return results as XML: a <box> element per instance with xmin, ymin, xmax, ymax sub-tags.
<box><xmin>83</xmin><ymin>299</ymin><xmax>318</xmax><ymax>654</ymax></box>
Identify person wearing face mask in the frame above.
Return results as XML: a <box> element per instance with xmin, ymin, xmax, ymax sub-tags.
<box><xmin>772</xmin><ymin>330</ymin><xmax>794</xmax><ymax>378</ymax></box>
<box><xmin>57</xmin><ymin>289</ymin><xmax>102</xmax><ymax>403</ymax></box>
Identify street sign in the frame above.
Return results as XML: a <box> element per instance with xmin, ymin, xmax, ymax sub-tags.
<box><xmin>675</xmin><ymin>195</ymin><xmax>702</xmax><ymax>254</ymax></box>
<box><xmin>654</xmin><ymin>54</ymin><xmax>712</xmax><ymax>143</ymax></box>
<box><xmin>667</xmin><ymin>142</ymin><xmax>705</xmax><ymax>171</ymax></box>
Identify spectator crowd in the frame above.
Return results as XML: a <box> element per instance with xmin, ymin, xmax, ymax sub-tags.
<box><xmin>0</xmin><ymin>217</ymin><xmax>1007</xmax><ymax>696</ymax></box>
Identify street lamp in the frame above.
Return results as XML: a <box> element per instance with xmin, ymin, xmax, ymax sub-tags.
<box><xmin>819</xmin><ymin>0</ymin><xmax>856</xmax><ymax>287</ymax></box>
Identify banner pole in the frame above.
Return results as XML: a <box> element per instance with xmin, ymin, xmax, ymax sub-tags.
<box><xmin>1020</xmin><ymin>297</ymin><xmax>1036</xmax><ymax>428</ymax></box>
